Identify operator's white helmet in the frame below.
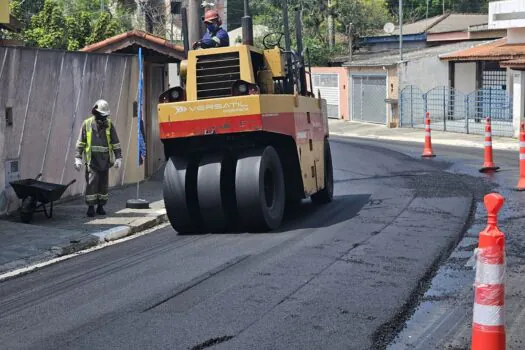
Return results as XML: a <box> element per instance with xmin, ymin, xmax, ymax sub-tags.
<box><xmin>93</xmin><ymin>99</ymin><xmax>111</xmax><ymax>116</ymax></box>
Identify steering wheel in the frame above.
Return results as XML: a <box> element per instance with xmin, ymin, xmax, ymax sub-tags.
<box><xmin>263</xmin><ymin>32</ymin><xmax>285</xmax><ymax>50</ymax></box>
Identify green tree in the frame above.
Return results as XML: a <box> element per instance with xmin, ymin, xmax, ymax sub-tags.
<box><xmin>9</xmin><ymin>0</ymin><xmax>46</xmax><ymax>27</ymax></box>
<box><xmin>386</xmin><ymin>0</ymin><xmax>490</xmax><ymax>21</ymax></box>
<box><xmin>87</xmin><ymin>11</ymin><xmax>124</xmax><ymax>45</ymax></box>
<box><xmin>8</xmin><ymin>0</ymin><xmax>133</xmax><ymax>50</ymax></box>
<box><xmin>335</xmin><ymin>0</ymin><xmax>392</xmax><ymax>40</ymax></box>
<box><xmin>250</xmin><ymin>0</ymin><xmax>392</xmax><ymax>65</ymax></box>
<box><xmin>24</xmin><ymin>0</ymin><xmax>68</xmax><ymax>49</ymax></box>
<box><xmin>66</xmin><ymin>12</ymin><xmax>93</xmax><ymax>51</ymax></box>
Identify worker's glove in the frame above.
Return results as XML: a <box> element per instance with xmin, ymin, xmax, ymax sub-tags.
<box><xmin>192</xmin><ymin>41</ymin><xmax>201</xmax><ymax>50</ymax></box>
<box><xmin>74</xmin><ymin>158</ymin><xmax>83</xmax><ymax>172</ymax></box>
<box><xmin>114</xmin><ymin>158</ymin><xmax>122</xmax><ymax>169</ymax></box>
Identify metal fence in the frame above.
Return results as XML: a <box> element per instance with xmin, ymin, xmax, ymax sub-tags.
<box><xmin>400</xmin><ymin>85</ymin><xmax>514</xmax><ymax>137</ymax></box>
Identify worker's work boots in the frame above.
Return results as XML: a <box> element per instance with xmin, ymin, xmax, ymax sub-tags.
<box><xmin>87</xmin><ymin>205</ymin><xmax>95</xmax><ymax>217</ymax></box>
<box><xmin>96</xmin><ymin>205</ymin><xmax>106</xmax><ymax>215</ymax></box>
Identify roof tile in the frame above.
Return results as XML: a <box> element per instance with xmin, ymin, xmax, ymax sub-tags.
<box><xmin>81</xmin><ymin>30</ymin><xmax>184</xmax><ymax>53</ymax></box>
<box><xmin>440</xmin><ymin>38</ymin><xmax>525</xmax><ymax>61</ymax></box>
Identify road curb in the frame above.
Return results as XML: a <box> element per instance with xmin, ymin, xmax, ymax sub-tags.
<box><xmin>329</xmin><ymin>131</ymin><xmax>520</xmax><ymax>151</ymax></box>
<box><xmin>94</xmin><ymin>211</ymin><xmax>169</xmax><ymax>242</ymax></box>
<box><xmin>0</xmin><ymin>211</ymin><xmax>169</xmax><ymax>282</ymax></box>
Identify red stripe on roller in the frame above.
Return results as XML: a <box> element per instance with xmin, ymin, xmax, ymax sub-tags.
<box><xmin>261</xmin><ymin>112</ymin><xmax>296</xmax><ymax>136</ymax></box>
<box><xmin>160</xmin><ymin>114</ymin><xmax>262</xmax><ymax>139</ymax></box>
<box><xmin>475</xmin><ymin>284</ymin><xmax>505</xmax><ymax>306</ymax></box>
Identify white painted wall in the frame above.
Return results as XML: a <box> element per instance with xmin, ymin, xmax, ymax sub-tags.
<box><xmin>512</xmin><ymin>70</ymin><xmax>525</xmax><ymax>137</ymax></box>
<box><xmin>400</xmin><ymin>55</ymin><xmax>449</xmax><ymax>92</ymax></box>
<box><xmin>0</xmin><ymin>47</ymin><xmax>144</xmax><ymax>216</ymax></box>
<box><xmin>455</xmin><ymin>63</ymin><xmax>477</xmax><ymax>94</ymax></box>
<box><xmin>489</xmin><ymin>0</ymin><xmax>525</xmax><ymax>30</ymax></box>
<box><xmin>508</xmin><ymin>27</ymin><xmax>525</xmax><ymax>43</ymax></box>
<box><xmin>168</xmin><ymin>63</ymin><xmax>180</xmax><ymax>88</ymax></box>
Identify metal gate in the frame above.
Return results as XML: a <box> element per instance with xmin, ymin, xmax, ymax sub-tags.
<box><xmin>400</xmin><ymin>85</ymin><xmax>513</xmax><ymax>137</ymax></box>
<box><xmin>312</xmin><ymin>73</ymin><xmax>340</xmax><ymax>119</ymax></box>
<box><xmin>351</xmin><ymin>75</ymin><xmax>387</xmax><ymax>124</ymax></box>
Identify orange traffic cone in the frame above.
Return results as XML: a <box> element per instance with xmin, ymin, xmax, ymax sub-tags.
<box><xmin>422</xmin><ymin>112</ymin><xmax>436</xmax><ymax>158</ymax></box>
<box><xmin>517</xmin><ymin>123</ymin><xmax>525</xmax><ymax>191</ymax></box>
<box><xmin>472</xmin><ymin>193</ymin><xmax>506</xmax><ymax>350</ymax></box>
<box><xmin>480</xmin><ymin>117</ymin><xmax>500</xmax><ymax>173</ymax></box>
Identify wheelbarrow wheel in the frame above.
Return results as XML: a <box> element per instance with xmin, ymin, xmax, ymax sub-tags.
<box><xmin>20</xmin><ymin>211</ymin><xmax>33</xmax><ymax>223</ymax></box>
<box><xmin>20</xmin><ymin>197</ymin><xmax>35</xmax><ymax>223</ymax></box>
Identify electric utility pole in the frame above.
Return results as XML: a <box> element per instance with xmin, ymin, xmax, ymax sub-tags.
<box><xmin>399</xmin><ymin>0</ymin><xmax>403</xmax><ymax>62</ymax></box>
<box><xmin>348</xmin><ymin>23</ymin><xmax>353</xmax><ymax>61</ymax></box>
<box><xmin>328</xmin><ymin>0</ymin><xmax>335</xmax><ymax>49</ymax></box>
<box><xmin>188</xmin><ymin>0</ymin><xmax>201</xmax><ymax>48</ymax></box>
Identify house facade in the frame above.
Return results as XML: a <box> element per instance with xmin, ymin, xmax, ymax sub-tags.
<box><xmin>438</xmin><ymin>0</ymin><xmax>525</xmax><ymax>137</ymax></box>
<box><xmin>312</xmin><ymin>13</ymin><xmax>504</xmax><ymax>128</ymax></box>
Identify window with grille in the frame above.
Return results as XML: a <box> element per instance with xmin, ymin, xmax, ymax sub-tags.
<box><xmin>482</xmin><ymin>62</ymin><xmax>507</xmax><ymax>90</ymax></box>
<box><xmin>313</xmin><ymin>74</ymin><xmax>339</xmax><ymax>88</ymax></box>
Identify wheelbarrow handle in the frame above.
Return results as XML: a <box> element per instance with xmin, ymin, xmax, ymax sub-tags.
<box><xmin>66</xmin><ymin>179</ymin><xmax>77</xmax><ymax>187</ymax></box>
<box><xmin>35</xmin><ymin>173</ymin><xmax>43</xmax><ymax>180</ymax></box>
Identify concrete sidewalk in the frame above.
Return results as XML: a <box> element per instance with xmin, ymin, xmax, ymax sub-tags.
<box><xmin>329</xmin><ymin>120</ymin><xmax>519</xmax><ymax>151</ymax></box>
<box><xmin>0</xmin><ymin>167</ymin><xmax>167</xmax><ymax>275</ymax></box>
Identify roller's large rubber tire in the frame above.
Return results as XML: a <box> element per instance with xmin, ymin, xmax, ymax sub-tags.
<box><xmin>236</xmin><ymin>146</ymin><xmax>285</xmax><ymax>231</ymax></box>
<box><xmin>164</xmin><ymin>156</ymin><xmax>203</xmax><ymax>234</ymax></box>
<box><xmin>197</xmin><ymin>153</ymin><xmax>237</xmax><ymax>232</ymax></box>
<box><xmin>311</xmin><ymin>139</ymin><xmax>334</xmax><ymax>204</ymax></box>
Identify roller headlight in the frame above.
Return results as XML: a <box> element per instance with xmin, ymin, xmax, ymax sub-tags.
<box><xmin>170</xmin><ymin>89</ymin><xmax>180</xmax><ymax>100</ymax></box>
<box><xmin>158</xmin><ymin>86</ymin><xmax>185</xmax><ymax>103</ymax></box>
<box><xmin>238</xmin><ymin>84</ymin><xmax>248</xmax><ymax>94</ymax></box>
<box><xmin>232</xmin><ymin>80</ymin><xmax>259</xmax><ymax>96</ymax></box>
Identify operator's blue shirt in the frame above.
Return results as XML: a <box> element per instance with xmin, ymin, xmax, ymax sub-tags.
<box><xmin>200</xmin><ymin>27</ymin><xmax>230</xmax><ymax>48</ymax></box>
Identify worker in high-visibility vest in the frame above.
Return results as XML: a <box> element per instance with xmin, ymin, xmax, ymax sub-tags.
<box><xmin>74</xmin><ymin>99</ymin><xmax>122</xmax><ymax>217</ymax></box>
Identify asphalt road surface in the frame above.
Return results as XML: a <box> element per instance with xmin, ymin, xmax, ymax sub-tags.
<box><xmin>0</xmin><ymin>138</ymin><xmax>488</xmax><ymax>350</ymax></box>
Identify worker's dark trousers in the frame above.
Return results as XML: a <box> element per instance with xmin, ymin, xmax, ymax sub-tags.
<box><xmin>85</xmin><ymin>167</ymin><xmax>109</xmax><ymax>206</ymax></box>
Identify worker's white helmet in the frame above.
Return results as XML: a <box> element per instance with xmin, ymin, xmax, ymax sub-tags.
<box><xmin>93</xmin><ymin>99</ymin><xmax>111</xmax><ymax>116</ymax></box>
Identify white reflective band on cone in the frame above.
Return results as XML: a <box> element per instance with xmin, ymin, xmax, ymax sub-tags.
<box><xmin>520</xmin><ymin>154</ymin><xmax>525</xmax><ymax>160</ymax></box>
<box><xmin>473</xmin><ymin>304</ymin><xmax>504</xmax><ymax>326</ymax></box>
<box><xmin>425</xmin><ymin>132</ymin><xmax>431</xmax><ymax>136</ymax></box>
<box><xmin>485</xmin><ymin>141</ymin><xmax>492</xmax><ymax>147</ymax></box>
<box><xmin>520</xmin><ymin>142</ymin><xmax>525</xmax><ymax>148</ymax></box>
<box><xmin>475</xmin><ymin>262</ymin><xmax>504</xmax><ymax>284</ymax></box>
<box><xmin>485</xmin><ymin>132</ymin><xmax>492</xmax><ymax>137</ymax></box>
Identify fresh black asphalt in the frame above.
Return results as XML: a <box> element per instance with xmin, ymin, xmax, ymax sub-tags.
<box><xmin>0</xmin><ymin>139</ymin><xmax>490</xmax><ymax>350</ymax></box>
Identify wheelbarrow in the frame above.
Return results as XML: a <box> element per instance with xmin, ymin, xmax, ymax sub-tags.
<box><xmin>10</xmin><ymin>173</ymin><xmax>76</xmax><ymax>223</ymax></box>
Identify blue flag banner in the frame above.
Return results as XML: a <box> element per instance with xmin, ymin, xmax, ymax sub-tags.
<box><xmin>138</xmin><ymin>48</ymin><xmax>147</xmax><ymax>166</ymax></box>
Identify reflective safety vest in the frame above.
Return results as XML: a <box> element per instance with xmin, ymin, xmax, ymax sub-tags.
<box><xmin>83</xmin><ymin>116</ymin><xmax>115</xmax><ymax>165</ymax></box>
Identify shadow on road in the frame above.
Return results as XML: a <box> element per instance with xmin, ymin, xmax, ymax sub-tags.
<box><xmin>171</xmin><ymin>194</ymin><xmax>370</xmax><ymax>235</ymax></box>
<box><xmin>277</xmin><ymin>194</ymin><xmax>371</xmax><ymax>232</ymax></box>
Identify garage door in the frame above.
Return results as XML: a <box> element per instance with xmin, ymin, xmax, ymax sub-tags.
<box><xmin>312</xmin><ymin>73</ymin><xmax>340</xmax><ymax>119</ymax></box>
<box><xmin>352</xmin><ymin>75</ymin><xmax>387</xmax><ymax>124</ymax></box>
